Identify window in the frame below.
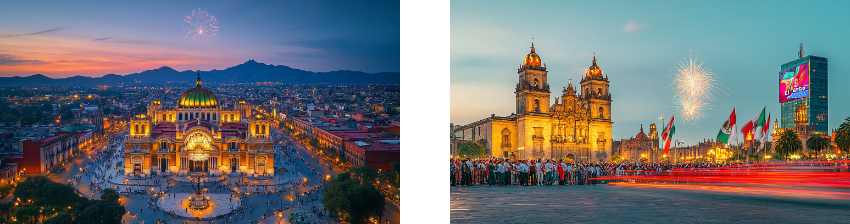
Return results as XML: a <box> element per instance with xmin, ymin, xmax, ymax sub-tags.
<box><xmin>263</xmin><ymin>125</ymin><xmax>266</xmax><ymax>134</ymax></box>
<box><xmin>230</xmin><ymin>142</ymin><xmax>237</xmax><ymax>150</ymax></box>
<box><xmin>255</xmin><ymin>125</ymin><xmax>260</xmax><ymax>134</ymax></box>
<box><xmin>162</xmin><ymin>114</ymin><xmax>166</xmax><ymax>121</ymax></box>
<box><xmin>213</xmin><ymin>114</ymin><xmax>216</xmax><ymax>120</ymax></box>
<box><xmin>534</xmin><ymin>78</ymin><xmax>539</xmax><ymax>88</ymax></box>
<box><xmin>160</xmin><ymin>141</ymin><xmax>167</xmax><ymax>150</ymax></box>
<box><xmin>179</xmin><ymin>113</ymin><xmax>183</xmax><ymax>120</ymax></box>
<box><xmin>135</xmin><ymin>145</ymin><xmax>140</xmax><ymax>151</ymax></box>
<box><xmin>598</xmin><ymin>88</ymin><xmax>602</xmax><ymax>95</ymax></box>
<box><xmin>534</xmin><ymin>99</ymin><xmax>540</xmax><ymax>112</ymax></box>
<box><xmin>189</xmin><ymin>113</ymin><xmax>193</xmax><ymax>120</ymax></box>
<box><xmin>135</xmin><ymin>125</ymin><xmax>139</xmax><ymax>134</ymax></box>
<box><xmin>599</xmin><ymin>107</ymin><xmax>604</xmax><ymax>118</ymax></box>
<box><xmin>259</xmin><ymin>145</ymin><xmax>263</xmax><ymax>151</ymax></box>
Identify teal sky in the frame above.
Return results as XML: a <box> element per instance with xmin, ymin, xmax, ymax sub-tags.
<box><xmin>451</xmin><ymin>0</ymin><xmax>850</xmax><ymax>145</ymax></box>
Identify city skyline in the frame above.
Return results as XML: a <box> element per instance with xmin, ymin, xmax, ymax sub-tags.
<box><xmin>451</xmin><ymin>0</ymin><xmax>850</xmax><ymax>145</ymax></box>
<box><xmin>0</xmin><ymin>0</ymin><xmax>400</xmax><ymax>78</ymax></box>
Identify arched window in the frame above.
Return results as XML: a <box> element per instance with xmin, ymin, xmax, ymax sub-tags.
<box><xmin>255</xmin><ymin>125</ymin><xmax>260</xmax><ymax>134</ymax></box>
<box><xmin>534</xmin><ymin>99</ymin><xmax>540</xmax><ymax>112</ymax></box>
<box><xmin>262</xmin><ymin>125</ymin><xmax>266</xmax><ymax>134</ymax></box>
<box><xmin>162</xmin><ymin>114</ymin><xmax>166</xmax><ymax>121</ymax></box>
<box><xmin>533</xmin><ymin>78</ymin><xmax>539</xmax><ymax>88</ymax></box>
<box><xmin>134</xmin><ymin>125</ymin><xmax>139</xmax><ymax>134</ymax></box>
<box><xmin>599</xmin><ymin>107</ymin><xmax>604</xmax><ymax>118</ymax></box>
<box><xmin>598</xmin><ymin>88</ymin><xmax>603</xmax><ymax>95</ymax></box>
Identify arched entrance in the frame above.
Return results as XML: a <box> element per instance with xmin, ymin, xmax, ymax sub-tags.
<box><xmin>566</xmin><ymin>154</ymin><xmax>576</xmax><ymax>161</ymax></box>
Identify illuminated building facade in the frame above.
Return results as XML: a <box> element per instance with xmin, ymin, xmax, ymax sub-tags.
<box><xmin>124</xmin><ymin>74</ymin><xmax>274</xmax><ymax>177</ymax></box>
<box><xmin>453</xmin><ymin>44</ymin><xmax>614</xmax><ymax>162</ymax></box>
<box><xmin>780</xmin><ymin>54</ymin><xmax>828</xmax><ymax>133</ymax></box>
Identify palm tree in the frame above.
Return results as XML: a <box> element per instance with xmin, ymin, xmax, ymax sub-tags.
<box><xmin>835</xmin><ymin>117</ymin><xmax>850</xmax><ymax>154</ymax></box>
<box><xmin>775</xmin><ymin>129</ymin><xmax>803</xmax><ymax>160</ymax></box>
<box><xmin>806</xmin><ymin>134</ymin><xmax>831</xmax><ymax>159</ymax></box>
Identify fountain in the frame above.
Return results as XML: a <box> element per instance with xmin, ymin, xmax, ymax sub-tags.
<box><xmin>188</xmin><ymin>175</ymin><xmax>209</xmax><ymax>210</ymax></box>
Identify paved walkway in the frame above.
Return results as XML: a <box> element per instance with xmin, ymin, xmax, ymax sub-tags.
<box><xmin>451</xmin><ymin>185</ymin><xmax>850</xmax><ymax>223</ymax></box>
<box><xmin>157</xmin><ymin>193</ymin><xmax>241</xmax><ymax>219</ymax></box>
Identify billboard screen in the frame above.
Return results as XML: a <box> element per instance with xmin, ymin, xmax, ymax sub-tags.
<box><xmin>779</xmin><ymin>62</ymin><xmax>809</xmax><ymax>103</ymax></box>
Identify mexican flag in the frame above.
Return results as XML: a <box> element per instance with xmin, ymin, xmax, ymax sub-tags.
<box><xmin>662</xmin><ymin>115</ymin><xmax>675</xmax><ymax>155</ymax></box>
<box><xmin>716</xmin><ymin>108</ymin><xmax>737</xmax><ymax>144</ymax></box>
<box><xmin>740</xmin><ymin>107</ymin><xmax>766</xmax><ymax>143</ymax></box>
<box><xmin>759</xmin><ymin>113</ymin><xmax>771</xmax><ymax>149</ymax></box>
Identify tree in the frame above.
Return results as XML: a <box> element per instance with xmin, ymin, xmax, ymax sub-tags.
<box><xmin>457</xmin><ymin>142</ymin><xmax>487</xmax><ymax>159</ymax></box>
<box><xmin>44</xmin><ymin>213</ymin><xmax>73</xmax><ymax>224</ymax></box>
<box><xmin>322</xmin><ymin>173</ymin><xmax>386</xmax><ymax>224</ymax></box>
<box><xmin>806</xmin><ymin>134</ymin><xmax>831</xmax><ymax>158</ymax></box>
<box><xmin>0</xmin><ymin>202</ymin><xmax>12</xmax><ymax>221</ymax></box>
<box><xmin>775</xmin><ymin>129</ymin><xmax>803</xmax><ymax>160</ymax></box>
<box><xmin>102</xmin><ymin>107</ymin><xmax>113</xmax><ymax>116</ymax></box>
<box><xmin>836</xmin><ymin>117</ymin><xmax>850</xmax><ymax>154</ymax></box>
<box><xmin>0</xmin><ymin>183</ymin><xmax>14</xmax><ymax>198</ymax></box>
<box><xmin>100</xmin><ymin>188</ymin><xmax>119</xmax><ymax>204</ymax></box>
<box><xmin>609</xmin><ymin>154</ymin><xmax>624</xmax><ymax>163</ymax></box>
<box><xmin>80</xmin><ymin>200</ymin><xmax>126</xmax><ymax>224</ymax></box>
<box><xmin>133</xmin><ymin>104</ymin><xmax>146</xmax><ymax>115</ymax></box>
<box><xmin>351</xmin><ymin>166</ymin><xmax>379</xmax><ymax>183</ymax></box>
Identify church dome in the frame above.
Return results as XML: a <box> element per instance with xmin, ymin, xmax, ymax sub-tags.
<box><xmin>635</xmin><ymin>125</ymin><xmax>648</xmax><ymax>139</ymax></box>
<box><xmin>179</xmin><ymin>73</ymin><xmax>218</xmax><ymax>108</ymax></box>
<box><xmin>586</xmin><ymin>56</ymin><xmax>602</xmax><ymax>77</ymax></box>
<box><xmin>521</xmin><ymin>43</ymin><xmax>544</xmax><ymax>70</ymax></box>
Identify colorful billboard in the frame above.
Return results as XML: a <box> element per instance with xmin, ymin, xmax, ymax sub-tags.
<box><xmin>779</xmin><ymin>62</ymin><xmax>809</xmax><ymax>103</ymax></box>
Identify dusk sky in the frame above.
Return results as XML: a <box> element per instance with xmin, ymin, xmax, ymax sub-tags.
<box><xmin>451</xmin><ymin>0</ymin><xmax>850</xmax><ymax>145</ymax></box>
<box><xmin>0</xmin><ymin>0</ymin><xmax>399</xmax><ymax>78</ymax></box>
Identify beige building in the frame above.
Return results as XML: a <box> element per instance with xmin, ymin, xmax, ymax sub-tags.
<box><xmin>453</xmin><ymin>44</ymin><xmax>614</xmax><ymax>162</ymax></box>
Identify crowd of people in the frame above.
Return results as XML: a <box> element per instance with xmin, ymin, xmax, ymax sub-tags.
<box><xmin>450</xmin><ymin>157</ymin><xmax>751</xmax><ymax>186</ymax></box>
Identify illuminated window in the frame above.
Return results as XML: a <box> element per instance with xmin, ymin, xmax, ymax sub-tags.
<box><xmin>599</xmin><ymin>107</ymin><xmax>604</xmax><ymax>118</ymax></box>
<box><xmin>534</xmin><ymin>78</ymin><xmax>539</xmax><ymax>88</ymax></box>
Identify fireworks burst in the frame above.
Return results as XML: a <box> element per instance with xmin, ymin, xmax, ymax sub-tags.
<box><xmin>184</xmin><ymin>8</ymin><xmax>218</xmax><ymax>44</ymax></box>
<box><xmin>671</xmin><ymin>52</ymin><xmax>723</xmax><ymax>125</ymax></box>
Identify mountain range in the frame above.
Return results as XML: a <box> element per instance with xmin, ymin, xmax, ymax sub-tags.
<box><xmin>0</xmin><ymin>60</ymin><xmax>400</xmax><ymax>86</ymax></box>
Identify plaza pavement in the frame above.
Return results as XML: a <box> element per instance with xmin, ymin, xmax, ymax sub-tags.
<box><xmin>451</xmin><ymin>185</ymin><xmax>850</xmax><ymax>223</ymax></box>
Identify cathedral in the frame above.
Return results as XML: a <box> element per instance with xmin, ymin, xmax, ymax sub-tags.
<box><xmin>124</xmin><ymin>74</ymin><xmax>274</xmax><ymax>177</ymax></box>
<box><xmin>453</xmin><ymin>44</ymin><xmax>614</xmax><ymax>162</ymax></box>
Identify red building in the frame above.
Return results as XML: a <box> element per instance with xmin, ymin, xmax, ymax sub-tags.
<box><xmin>344</xmin><ymin>139</ymin><xmax>399</xmax><ymax>171</ymax></box>
<box><xmin>7</xmin><ymin>132</ymin><xmax>79</xmax><ymax>175</ymax></box>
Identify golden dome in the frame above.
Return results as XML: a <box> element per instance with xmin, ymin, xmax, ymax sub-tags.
<box><xmin>179</xmin><ymin>73</ymin><xmax>218</xmax><ymax>108</ymax></box>
<box><xmin>586</xmin><ymin>56</ymin><xmax>602</xmax><ymax>77</ymax></box>
<box><xmin>521</xmin><ymin>43</ymin><xmax>544</xmax><ymax>70</ymax></box>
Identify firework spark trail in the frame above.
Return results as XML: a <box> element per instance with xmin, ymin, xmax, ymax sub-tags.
<box><xmin>184</xmin><ymin>8</ymin><xmax>218</xmax><ymax>44</ymax></box>
<box><xmin>671</xmin><ymin>52</ymin><xmax>723</xmax><ymax>125</ymax></box>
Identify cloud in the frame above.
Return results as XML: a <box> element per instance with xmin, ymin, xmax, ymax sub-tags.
<box><xmin>0</xmin><ymin>27</ymin><xmax>62</xmax><ymax>38</ymax></box>
<box><xmin>483</xmin><ymin>27</ymin><xmax>509</xmax><ymax>37</ymax></box>
<box><xmin>0</xmin><ymin>54</ymin><xmax>48</xmax><ymax>65</ymax></box>
<box><xmin>276</xmin><ymin>38</ymin><xmax>399</xmax><ymax>60</ymax></box>
<box><xmin>622</xmin><ymin>22</ymin><xmax>648</xmax><ymax>32</ymax></box>
<box><xmin>93</xmin><ymin>37</ymin><xmax>111</xmax><ymax>41</ymax></box>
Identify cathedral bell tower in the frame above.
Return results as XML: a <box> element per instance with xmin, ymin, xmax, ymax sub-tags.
<box><xmin>516</xmin><ymin>43</ymin><xmax>551</xmax><ymax>115</ymax></box>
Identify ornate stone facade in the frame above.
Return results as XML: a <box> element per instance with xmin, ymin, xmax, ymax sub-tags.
<box><xmin>124</xmin><ymin>74</ymin><xmax>274</xmax><ymax>177</ymax></box>
<box><xmin>453</xmin><ymin>44</ymin><xmax>614</xmax><ymax>162</ymax></box>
